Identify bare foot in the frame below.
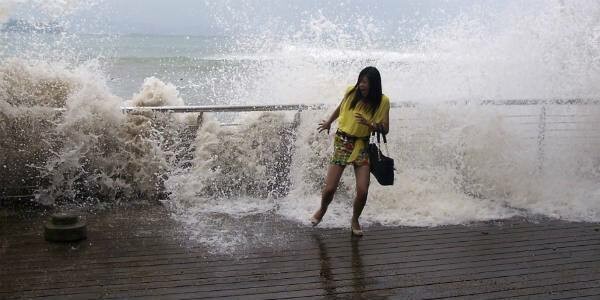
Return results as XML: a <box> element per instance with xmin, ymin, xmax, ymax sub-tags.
<box><xmin>351</xmin><ymin>219</ymin><xmax>363</xmax><ymax>236</ymax></box>
<box><xmin>310</xmin><ymin>208</ymin><xmax>325</xmax><ymax>226</ymax></box>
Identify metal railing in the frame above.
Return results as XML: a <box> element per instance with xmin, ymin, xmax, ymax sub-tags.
<box><xmin>76</xmin><ymin>99</ymin><xmax>600</xmax><ymax>177</ymax></box>
<box><xmin>120</xmin><ymin>98</ymin><xmax>600</xmax><ymax>113</ymax></box>
<box><xmin>121</xmin><ymin>104</ymin><xmax>325</xmax><ymax>113</ymax></box>
<box><xmin>4</xmin><ymin>99</ymin><xmax>600</xmax><ymax>204</ymax></box>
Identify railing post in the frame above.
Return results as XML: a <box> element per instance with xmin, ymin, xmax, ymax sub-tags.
<box><xmin>196</xmin><ymin>112</ymin><xmax>204</xmax><ymax>128</ymax></box>
<box><xmin>537</xmin><ymin>105</ymin><xmax>546</xmax><ymax>173</ymax></box>
<box><xmin>291</xmin><ymin>109</ymin><xmax>302</xmax><ymax>130</ymax></box>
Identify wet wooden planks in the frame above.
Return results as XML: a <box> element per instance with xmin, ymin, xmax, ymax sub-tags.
<box><xmin>1</xmin><ymin>205</ymin><xmax>600</xmax><ymax>299</ymax></box>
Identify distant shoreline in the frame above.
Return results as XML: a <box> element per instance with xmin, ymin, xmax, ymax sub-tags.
<box><xmin>1</xmin><ymin>19</ymin><xmax>63</xmax><ymax>34</ymax></box>
<box><xmin>1</xmin><ymin>21</ymin><xmax>229</xmax><ymax>39</ymax></box>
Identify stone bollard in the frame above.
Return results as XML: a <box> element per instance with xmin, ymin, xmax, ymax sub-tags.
<box><xmin>44</xmin><ymin>213</ymin><xmax>87</xmax><ymax>242</ymax></box>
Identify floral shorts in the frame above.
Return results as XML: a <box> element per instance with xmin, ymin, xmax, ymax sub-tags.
<box><xmin>330</xmin><ymin>133</ymin><xmax>369</xmax><ymax>166</ymax></box>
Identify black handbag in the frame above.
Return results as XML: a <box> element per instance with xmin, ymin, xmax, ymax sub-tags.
<box><xmin>368</xmin><ymin>129</ymin><xmax>394</xmax><ymax>185</ymax></box>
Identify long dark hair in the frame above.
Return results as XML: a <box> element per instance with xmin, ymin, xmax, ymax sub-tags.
<box><xmin>347</xmin><ymin>66</ymin><xmax>383</xmax><ymax>115</ymax></box>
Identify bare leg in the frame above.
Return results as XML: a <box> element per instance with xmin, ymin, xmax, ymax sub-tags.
<box><xmin>312</xmin><ymin>164</ymin><xmax>345</xmax><ymax>221</ymax></box>
<box><xmin>352</xmin><ymin>163</ymin><xmax>370</xmax><ymax>232</ymax></box>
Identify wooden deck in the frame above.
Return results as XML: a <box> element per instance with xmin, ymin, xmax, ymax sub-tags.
<box><xmin>1</xmin><ymin>204</ymin><xmax>600</xmax><ymax>300</ymax></box>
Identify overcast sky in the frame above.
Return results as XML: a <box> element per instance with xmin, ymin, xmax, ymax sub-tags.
<box><xmin>7</xmin><ymin>0</ymin><xmax>529</xmax><ymax>36</ymax></box>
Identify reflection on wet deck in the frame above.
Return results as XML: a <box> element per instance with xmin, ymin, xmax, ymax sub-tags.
<box><xmin>1</xmin><ymin>205</ymin><xmax>600</xmax><ymax>299</ymax></box>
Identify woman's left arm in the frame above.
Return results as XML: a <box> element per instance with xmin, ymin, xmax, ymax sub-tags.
<box><xmin>379</xmin><ymin>108</ymin><xmax>390</xmax><ymax>135</ymax></box>
<box><xmin>373</xmin><ymin>100</ymin><xmax>390</xmax><ymax>134</ymax></box>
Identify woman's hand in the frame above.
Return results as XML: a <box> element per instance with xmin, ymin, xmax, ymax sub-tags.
<box><xmin>355</xmin><ymin>113</ymin><xmax>375</xmax><ymax>130</ymax></box>
<box><xmin>318</xmin><ymin>120</ymin><xmax>332</xmax><ymax>134</ymax></box>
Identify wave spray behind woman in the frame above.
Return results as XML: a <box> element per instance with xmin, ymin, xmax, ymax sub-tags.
<box><xmin>311</xmin><ymin>66</ymin><xmax>391</xmax><ymax>236</ymax></box>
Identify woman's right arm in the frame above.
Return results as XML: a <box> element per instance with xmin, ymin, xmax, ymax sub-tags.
<box><xmin>318</xmin><ymin>103</ymin><xmax>341</xmax><ymax>134</ymax></box>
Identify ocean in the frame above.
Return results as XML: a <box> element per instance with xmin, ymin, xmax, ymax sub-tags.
<box><xmin>2</xmin><ymin>0</ymin><xmax>600</xmax><ymax>252</ymax></box>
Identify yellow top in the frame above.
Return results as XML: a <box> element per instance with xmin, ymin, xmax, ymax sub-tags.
<box><xmin>337</xmin><ymin>86</ymin><xmax>391</xmax><ymax>162</ymax></box>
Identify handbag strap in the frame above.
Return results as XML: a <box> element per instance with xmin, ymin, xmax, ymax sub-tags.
<box><xmin>373</xmin><ymin>124</ymin><xmax>386</xmax><ymax>142</ymax></box>
<box><xmin>375</xmin><ymin>125</ymin><xmax>390</xmax><ymax>156</ymax></box>
<box><xmin>370</xmin><ymin>130</ymin><xmax>382</xmax><ymax>161</ymax></box>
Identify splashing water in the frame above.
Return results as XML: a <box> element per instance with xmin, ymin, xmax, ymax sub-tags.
<box><xmin>2</xmin><ymin>0</ymin><xmax>600</xmax><ymax>253</ymax></box>
<box><xmin>167</xmin><ymin>1</ymin><xmax>600</xmax><ymax>252</ymax></box>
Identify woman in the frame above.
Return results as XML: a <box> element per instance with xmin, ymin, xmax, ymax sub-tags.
<box><xmin>310</xmin><ymin>66</ymin><xmax>390</xmax><ymax>236</ymax></box>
